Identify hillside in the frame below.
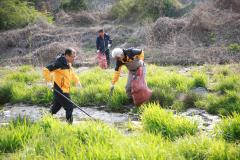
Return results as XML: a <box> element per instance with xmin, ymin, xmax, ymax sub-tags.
<box><xmin>0</xmin><ymin>0</ymin><xmax>239</xmax><ymax>66</ymax></box>
<box><xmin>0</xmin><ymin>1</ymin><xmax>240</xmax><ymax>159</ymax></box>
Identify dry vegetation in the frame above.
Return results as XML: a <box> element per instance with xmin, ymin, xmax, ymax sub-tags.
<box><xmin>0</xmin><ymin>0</ymin><xmax>240</xmax><ymax>66</ymax></box>
<box><xmin>147</xmin><ymin>1</ymin><xmax>240</xmax><ymax>65</ymax></box>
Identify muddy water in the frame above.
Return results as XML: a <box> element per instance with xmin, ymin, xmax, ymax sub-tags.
<box><xmin>179</xmin><ymin>108</ymin><xmax>221</xmax><ymax>132</ymax></box>
<box><xmin>0</xmin><ymin>103</ymin><xmax>220</xmax><ymax>133</ymax></box>
<box><xmin>0</xmin><ymin>103</ymin><xmax>134</xmax><ymax>125</ymax></box>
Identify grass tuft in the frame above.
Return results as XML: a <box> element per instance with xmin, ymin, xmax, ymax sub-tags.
<box><xmin>141</xmin><ymin>103</ymin><xmax>198</xmax><ymax>139</ymax></box>
<box><xmin>191</xmin><ymin>72</ymin><xmax>208</xmax><ymax>88</ymax></box>
<box><xmin>196</xmin><ymin>91</ymin><xmax>240</xmax><ymax>115</ymax></box>
<box><xmin>215</xmin><ymin>113</ymin><xmax>240</xmax><ymax>142</ymax></box>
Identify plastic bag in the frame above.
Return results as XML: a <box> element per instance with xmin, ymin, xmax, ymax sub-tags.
<box><xmin>97</xmin><ymin>52</ymin><xmax>107</xmax><ymax>69</ymax></box>
<box><xmin>131</xmin><ymin>67</ymin><xmax>152</xmax><ymax>106</ymax></box>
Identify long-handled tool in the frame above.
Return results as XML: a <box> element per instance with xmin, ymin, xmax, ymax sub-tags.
<box><xmin>54</xmin><ymin>89</ymin><xmax>94</xmax><ymax>119</ymax></box>
<box><xmin>109</xmin><ymin>86</ymin><xmax>115</xmax><ymax>97</ymax></box>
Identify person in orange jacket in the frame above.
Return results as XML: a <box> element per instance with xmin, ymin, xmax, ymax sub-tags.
<box><xmin>111</xmin><ymin>47</ymin><xmax>145</xmax><ymax>102</ymax></box>
<box><xmin>43</xmin><ymin>48</ymin><xmax>81</xmax><ymax>124</ymax></box>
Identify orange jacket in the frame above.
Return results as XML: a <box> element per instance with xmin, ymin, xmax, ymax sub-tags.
<box><xmin>112</xmin><ymin>48</ymin><xmax>144</xmax><ymax>84</ymax></box>
<box><xmin>43</xmin><ymin>55</ymin><xmax>80</xmax><ymax>93</ymax></box>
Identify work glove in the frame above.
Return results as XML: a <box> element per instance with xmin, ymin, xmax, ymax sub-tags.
<box><xmin>47</xmin><ymin>82</ymin><xmax>53</xmax><ymax>90</ymax></box>
<box><xmin>139</xmin><ymin>60</ymin><xmax>144</xmax><ymax>66</ymax></box>
<box><xmin>108</xmin><ymin>44</ymin><xmax>111</xmax><ymax>48</ymax></box>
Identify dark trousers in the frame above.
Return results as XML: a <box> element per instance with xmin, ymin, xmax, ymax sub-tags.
<box><xmin>50</xmin><ymin>84</ymin><xmax>73</xmax><ymax>124</ymax></box>
<box><xmin>105</xmin><ymin>49</ymin><xmax>110</xmax><ymax>67</ymax></box>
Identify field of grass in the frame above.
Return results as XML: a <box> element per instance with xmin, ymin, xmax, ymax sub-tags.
<box><xmin>0</xmin><ymin>107</ymin><xmax>240</xmax><ymax>159</ymax></box>
<box><xmin>1</xmin><ymin>64</ymin><xmax>240</xmax><ymax>159</ymax></box>
<box><xmin>0</xmin><ymin>64</ymin><xmax>240</xmax><ymax>115</ymax></box>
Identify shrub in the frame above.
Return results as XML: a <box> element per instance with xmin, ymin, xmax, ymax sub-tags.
<box><xmin>208</xmin><ymin>32</ymin><xmax>216</xmax><ymax>43</ymax></box>
<box><xmin>141</xmin><ymin>103</ymin><xmax>198</xmax><ymax>139</ymax></box>
<box><xmin>228</xmin><ymin>43</ymin><xmax>240</xmax><ymax>53</ymax></box>
<box><xmin>111</xmin><ymin>0</ymin><xmax>138</xmax><ymax>21</ymax></box>
<box><xmin>0</xmin><ymin>0</ymin><xmax>52</xmax><ymax>30</ymax></box>
<box><xmin>61</xmin><ymin>0</ymin><xmax>87</xmax><ymax>11</ymax></box>
<box><xmin>111</xmin><ymin>0</ymin><xmax>182</xmax><ymax>22</ymax></box>
<box><xmin>215</xmin><ymin>113</ymin><xmax>240</xmax><ymax>142</ymax></box>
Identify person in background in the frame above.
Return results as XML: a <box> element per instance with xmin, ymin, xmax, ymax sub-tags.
<box><xmin>110</xmin><ymin>47</ymin><xmax>145</xmax><ymax>102</ymax></box>
<box><xmin>43</xmin><ymin>48</ymin><xmax>82</xmax><ymax>124</ymax></box>
<box><xmin>96</xmin><ymin>29</ymin><xmax>112</xmax><ymax>67</ymax></box>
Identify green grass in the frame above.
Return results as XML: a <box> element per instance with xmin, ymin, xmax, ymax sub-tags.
<box><xmin>0</xmin><ymin>64</ymin><xmax>240</xmax><ymax>115</ymax></box>
<box><xmin>141</xmin><ymin>103</ymin><xmax>198</xmax><ymax>139</ymax></box>
<box><xmin>7</xmin><ymin>72</ymin><xmax>40</xmax><ymax>84</ymax></box>
<box><xmin>196</xmin><ymin>91</ymin><xmax>240</xmax><ymax>115</ymax></box>
<box><xmin>0</xmin><ymin>81</ymin><xmax>52</xmax><ymax>105</ymax></box>
<box><xmin>214</xmin><ymin>75</ymin><xmax>240</xmax><ymax>94</ymax></box>
<box><xmin>0</xmin><ymin>82</ymin><xmax>12</xmax><ymax>104</ymax></box>
<box><xmin>173</xmin><ymin>135</ymin><xmax>240</xmax><ymax>159</ymax></box>
<box><xmin>214</xmin><ymin>113</ymin><xmax>240</xmax><ymax>142</ymax></box>
<box><xmin>0</xmin><ymin>116</ymin><xmax>36</xmax><ymax>153</ymax></box>
<box><xmin>191</xmin><ymin>72</ymin><xmax>208</xmax><ymax>88</ymax></box>
<box><xmin>6</xmin><ymin>65</ymin><xmax>40</xmax><ymax>84</ymax></box>
<box><xmin>1</xmin><ymin>64</ymin><xmax>240</xmax><ymax>159</ymax></box>
<box><xmin>0</xmin><ymin>115</ymin><xmax>239</xmax><ymax>159</ymax></box>
<box><xmin>147</xmin><ymin>65</ymin><xmax>193</xmax><ymax>108</ymax></box>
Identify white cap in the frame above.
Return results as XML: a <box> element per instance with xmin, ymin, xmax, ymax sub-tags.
<box><xmin>112</xmin><ymin>48</ymin><xmax>123</xmax><ymax>58</ymax></box>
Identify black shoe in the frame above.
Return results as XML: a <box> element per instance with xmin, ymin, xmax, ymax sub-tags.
<box><xmin>67</xmin><ymin>116</ymin><xmax>73</xmax><ymax>125</ymax></box>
